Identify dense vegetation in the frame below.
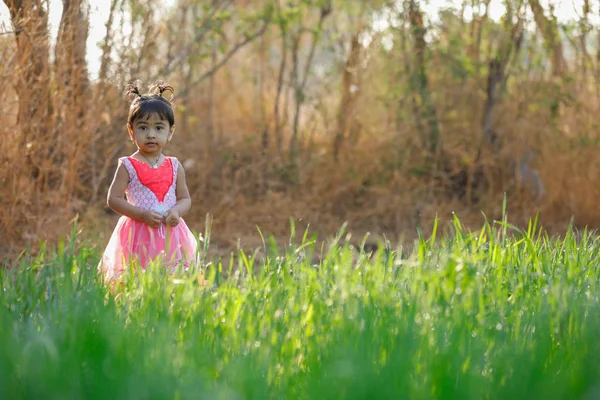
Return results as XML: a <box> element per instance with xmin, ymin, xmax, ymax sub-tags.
<box><xmin>1</xmin><ymin>1</ymin><xmax>600</xmax><ymax>253</ymax></box>
<box><xmin>2</xmin><ymin>215</ymin><xmax>600</xmax><ymax>398</ymax></box>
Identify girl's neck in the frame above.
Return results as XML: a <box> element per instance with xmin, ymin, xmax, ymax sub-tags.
<box><xmin>134</xmin><ymin>151</ymin><xmax>164</xmax><ymax>168</ymax></box>
<box><xmin>137</xmin><ymin>150</ymin><xmax>163</xmax><ymax>159</ymax></box>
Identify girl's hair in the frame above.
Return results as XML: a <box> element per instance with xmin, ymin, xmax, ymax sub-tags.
<box><xmin>125</xmin><ymin>82</ymin><xmax>175</xmax><ymax>127</ymax></box>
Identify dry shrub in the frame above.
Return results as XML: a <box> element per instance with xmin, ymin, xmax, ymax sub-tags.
<box><xmin>2</xmin><ymin>4</ymin><xmax>600</xmax><ymax>260</ymax></box>
<box><xmin>80</xmin><ymin>59</ymin><xmax>600</xmax><ymax>253</ymax></box>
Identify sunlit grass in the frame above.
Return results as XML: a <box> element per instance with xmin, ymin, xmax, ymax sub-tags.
<box><xmin>2</xmin><ymin>213</ymin><xmax>600</xmax><ymax>399</ymax></box>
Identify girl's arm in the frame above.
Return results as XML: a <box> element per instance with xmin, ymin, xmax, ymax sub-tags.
<box><xmin>170</xmin><ymin>161</ymin><xmax>191</xmax><ymax>217</ymax></box>
<box><xmin>107</xmin><ymin>160</ymin><xmax>163</xmax><ymax>226</ymax></box>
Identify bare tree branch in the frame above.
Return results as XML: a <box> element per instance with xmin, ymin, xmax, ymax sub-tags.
<box><xmin>158</xmin><ymin>0</ymin><xmax>234</xmax><ymax>77</ymax></box>
<box><xmin>290</xmin><ymin>5</ymin><xmax>331</xmax><ymax>161</ymax></box>
<box><xmin>0</xmin><ymin>29</ymin><xmax>22</xmax><ymax>36</ymax></box>
<box><xmin>529</xmin><ymin>0</ymin><xmax>566</xmax><ymax>77</ymax></box>
<box><xmin>97</xmin><ymin>0</ymin><xmax>119</xmax><ymax>81</ymax></box>
<box><xmin>273</xmin><ymin>0</ymin><xmax>287</xmax><ymax>155</ymax></box>
<box><xmin>174</xmin><ymin>20</ymin><xmax>271</xmax><ymax>100</ymax></box>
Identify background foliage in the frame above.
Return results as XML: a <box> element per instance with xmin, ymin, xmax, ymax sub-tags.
<box><xmin>1</xmin><ymin>0</ymin><xmax>599</xmax><ymax>255</ymax></box>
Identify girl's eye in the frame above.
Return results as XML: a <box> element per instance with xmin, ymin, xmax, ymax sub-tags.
<box><xmin>156</xmin><ymin>126</ymin><xmax>163</xmax><ymax>130</ymax></box>
<box><xmin>139</xmin><ymin>126</ymin><xmax>147</xmax><ymax>131</ymax></box>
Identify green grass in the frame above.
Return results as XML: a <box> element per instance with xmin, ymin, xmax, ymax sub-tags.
<box><xmin>2</xmin><ymin>214</ymin><xmax>600</xmax><ymax>399</ymax></box>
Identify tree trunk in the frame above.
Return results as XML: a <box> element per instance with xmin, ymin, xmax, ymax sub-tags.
<box><xmin>473</xmin><ymin>0</ymin><xmax>490</xmax><ymax>76</ymax></box>
<box><xmin>578</xmin><ymin>0</ymin><xmax>592</xmax><ymax>84</ymax></box>
<box><xmin>597</xmin><ymin>1</ymin><xmax>600</xmax><ymax>99</ymax></box>
<box><xmin>408</xmin><ymin>0</ymin><xmax>440</xmax><ymax>156</ymax></box>
<box><xmin>55</xmin><ymin>0</ymin><xmax>90</xmax><ymax>129</ymax></box>
<box><xmin>273</xmin><ymin>0</ymin><xmax>288</xmax><ymax>157</ymax></box>
<box><xmin>3</xmin><ymin>0</ymin><xmax>52</xmax><ymax>180</ymax></box>
<box><xmin>55</xmin><ymin>0</ymin><xmax>90</xmax><ymax>201</ymax></box>
<box><xmin>399</xmin><ymin>14</ymin><xmax>424</xmax><ymax>143</ymax></box>
<box><xmin>289</xmin><ymin>5</ymin><xmax>331</xmax><ymax>164</ymax></box>
<box><xmin>98</xmin><ymin>0</ymin><xmax>119</xmax><ymax>82</ymax></box>
<box><xmin>529</xmin><ymin>0</ymin><xmax>566</xmax><ymax>78</ymax></box>
<box><xmin>333</xmin><ymin>32</ymin><xmax>361</xmax><ymax>162</ymax></box>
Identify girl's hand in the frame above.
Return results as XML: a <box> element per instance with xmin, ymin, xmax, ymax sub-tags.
<box><xmin>141</xmin><ymin>210</ymin><xmax>164</xmax><ymax>227</ymax></box>
<box><xmin>163</xmin><ymin>208</ymin><xmax>181</xmax><ymax>227</ymax></box>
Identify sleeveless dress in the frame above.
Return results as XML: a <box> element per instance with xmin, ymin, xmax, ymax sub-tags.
<box><xmin>99</xmin><ymin>156</ymin><xmax>199</xmax><ymax>282</ymax></box>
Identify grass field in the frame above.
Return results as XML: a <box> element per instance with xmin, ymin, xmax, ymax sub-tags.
<box><xmin>2</xmin><ymin>213</ymin><xmax>600</xmax><ymax>399</ymax></box>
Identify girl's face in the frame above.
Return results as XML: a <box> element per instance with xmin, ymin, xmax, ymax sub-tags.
<box><xmin>127</xmin><ymin>113</ymin><xmax>174</xmax><ymax>155</ymax></box>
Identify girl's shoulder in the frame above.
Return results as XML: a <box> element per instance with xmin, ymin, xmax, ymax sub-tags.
<box><xmin>118</xmin><ymin>155</ymin><xmax>136</xmax><ymax>163</ymax></box>
<box><xmin>117</xmin><ymin>156</ymin><xmax>136</xmax><ymax>170</ymax></box>
<box><xmin>166</xmin><ymin>156</ymin><xmax>181</xmax><ymax>169</ymax></box>
<box><xmin>116</xmin><ymin>156</ymin><xmax>135</xmax><ymax>179</ymax></box>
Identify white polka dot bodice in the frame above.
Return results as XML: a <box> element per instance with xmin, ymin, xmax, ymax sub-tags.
<box><xmin>120</xmin><ymin>156</ymin><xmax>179</xmax><ymax>215</ymax></box>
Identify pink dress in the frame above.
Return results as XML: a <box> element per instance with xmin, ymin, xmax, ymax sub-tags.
<box><xmin>99</xmin><ymin>156</ymin><xmax>198</xmax><ymax>282</ymax></box>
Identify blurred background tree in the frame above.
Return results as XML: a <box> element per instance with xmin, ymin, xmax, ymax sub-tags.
<box><xmin>1</xmin><ymin>0</ymin><xmax>599</xmax><ymax>255</ymax></box>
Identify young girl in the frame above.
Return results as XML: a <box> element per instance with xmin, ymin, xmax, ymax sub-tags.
<box><xmin>99</xmin><ymin>82</ymin><xmax>199</xmax><ymax>282</ymax></box>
